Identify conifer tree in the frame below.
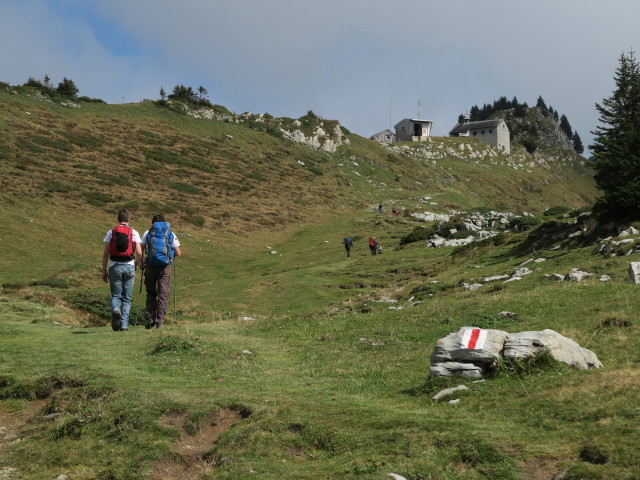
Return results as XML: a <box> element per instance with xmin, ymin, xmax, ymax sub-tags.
<box><xmin>591</xmin><ymin>50</ymin><xmax>640</xmax><ymax>221</ymax></box>
<box><xmin>559</xmin><ymin>114</ymin><xmax>573</xmax><ymax>139</ymax></box>
<box><xmin>572</xmin><ymin>132</ymin><xmax>584</xmax><ymax>154</ymax></box>
<box><xmin>56</xmin><ymin>77</ymin><xmax>79</xmax><ymax>98</ymax></box>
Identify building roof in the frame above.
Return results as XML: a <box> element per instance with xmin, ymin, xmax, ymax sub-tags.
<box><xmin>394</xmin><ymin>118</ymin><xmax>433</xmax><ymax>129</ymax></box>
<box><xmin>449</xmin><ymin>119</ymin><xmax>505</xmax><ymax>136</ymax></box>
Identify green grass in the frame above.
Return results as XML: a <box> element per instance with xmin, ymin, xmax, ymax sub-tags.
<box><xmin>1</xmin><ymin>87</ymin><xmax>638</xmax><ymax>480</ymax></box>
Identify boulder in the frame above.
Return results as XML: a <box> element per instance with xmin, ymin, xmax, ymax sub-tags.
<box><xmin>503</xmin><ymin>329</ymin><xmax>603</xmax><ymax>369</ymax></box>
<box><xmin>566</xmin><ymin>268</ymin><xmax>593</xmax><ymax>282</ymax></box>
<box><xmin>430</xmin><ymin>327</ymin><xmax>508</xmax><ymax>364</ymax></box>
<box><xmin>429</xmin><ymin>361</ymin><xmax>485</xmax><ymax>379</ymax></box>
<box><xmin>628</xmin><ymin>262</ymin><xmax>640</xmax><ymax>284</ymax></box>
<box><xmin>430</xmin><ymin>327</ymin><xmax>603</xmax><ymax>378</ymax></box>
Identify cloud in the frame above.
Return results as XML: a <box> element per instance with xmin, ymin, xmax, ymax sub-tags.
<box><xmin>2</xmin><ymin>0</ymin><xmax>639</xmax><ymax>150</ymax></box>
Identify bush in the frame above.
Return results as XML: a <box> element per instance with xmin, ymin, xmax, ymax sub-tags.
<box><xmin>520</xmin><ymin>138</ymin><xmax>538</xmax><ymax>154</ymax></box>
<box><xmin>399</xmin><ymin>226</ymin><xmax>436</xmax><ymax>245</ymax></box>
<box><xmin>544</xmin><ymin>206</ymin><xmax>571</xmax><ymax>216</ymax></box>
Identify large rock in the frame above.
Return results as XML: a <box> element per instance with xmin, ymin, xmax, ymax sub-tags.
<box><xmin>430</xmin><ymin>327</ymin><xmax>603</xmax><ymax>378</ymax></box>
<box><xmin>504</xmin><ymin>329</ymin><xmax>603</xmax><ymax>369</ymax></box>
<box><xmin>430</xmin><ymin>327</ymin><xmax>508</xmax><ymax>364</ymax></box>
<box><xmin>628</xmin><ymin>262</ymin><xmax>640</xmax><ymax>284</ymax></box>
<box><xmin>429</xmin><ymin>362</ymin><xmax>485</xmax><ymax>379</ymax></box>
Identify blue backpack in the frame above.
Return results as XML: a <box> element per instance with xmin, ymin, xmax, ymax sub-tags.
<box><xmin>145</xmin><ymin>222</ymin><xmax>175</xmax><ymax>267</ymax></box>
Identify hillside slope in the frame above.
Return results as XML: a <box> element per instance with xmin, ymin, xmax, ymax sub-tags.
<box><xmin>3</xmin><ymin>88</ymin><xmax>640</xmax><ymax>480</ymax></box>
<box><xmin>1</xmin><ymin>86</ymin><xmax>596</xmax><ymax>234</ymax></box>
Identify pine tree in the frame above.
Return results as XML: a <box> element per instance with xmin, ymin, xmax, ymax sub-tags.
<box><xmin>559</xmin><ymin>114</ymin><xmax>572</xmax><ymax>139</ymax></box>
<box><xmin>591</xmin><ymin>50</ymin><xmax>640</xmax><ymax>221</ymax></box>
<box><xmin>536</xmin><ymin>96</ymin><xmax>548</xmax><ymax>114</ymax></box>
<box><xmin>159</xmin><ymin>86</ymin><xmax>166</xmax><ymax>100</ymax></box>
<box><xmin>572</xmin><ymin>132</ymin><xmax>584</xmax><ymax>154</ymax></box>
<box><xmin>56</xmin><ymin>77</ymin><xmax>79</xmax><ymax>98</ymax></box>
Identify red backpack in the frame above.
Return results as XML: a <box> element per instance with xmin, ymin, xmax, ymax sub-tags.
<box><xmin>369</xmin><ymin>237</ymin><xmax>376</xmax><ymax>247</ymax></box>
<box><xmin>109</xmin><ymin>225</ymin><xmax>135</xmax><ymax>261</ymax></box>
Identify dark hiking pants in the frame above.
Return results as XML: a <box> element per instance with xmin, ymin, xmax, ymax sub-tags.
<box><xmin>144</xmin><ymin>264</ymin><xmax>171</xmax><ymax>327</ymax></box>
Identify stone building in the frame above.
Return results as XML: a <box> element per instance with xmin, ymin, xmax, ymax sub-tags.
<box><xmin>369</xmin><ymin>129</ymin><xmax>396</xmax><ymax>144</ymax></box>
<box><xmin>449</xmin><ymin>116</ymin><xmax>510</xmax><ymax>154</ymax></box>
<box><xmin>394</xmin><ymin>118</ymin><xmax>433</xmax><ymax>142</ymax></box>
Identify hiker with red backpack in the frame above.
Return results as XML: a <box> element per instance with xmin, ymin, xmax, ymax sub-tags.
<box><xmin>140</xmin><ymin>214</ymin><xmax>182</xmax><ymax>329</ymax></box>
<box><xmin>369</xmin><ymin>236</ymin><xmax>377</xmax><ymax>256</ymax></box>
<box><xmin>102</xmin><ymin>209</ymin><xmax>143</xmax><ymax>332</ymax></box>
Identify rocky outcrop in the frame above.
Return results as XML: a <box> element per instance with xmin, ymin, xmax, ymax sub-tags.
<box><xmin>430</xmin><ymin>327</ymin><xmax>603</xmax><ymax>378</ymax></box>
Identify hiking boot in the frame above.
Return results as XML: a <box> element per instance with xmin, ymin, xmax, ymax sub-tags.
<box><xmin>111</xmin><ymin>310</ymin><xmax>121</xmax><ymax>331</ymax></box>
<box><xmin>120</xmin><ymin>328</ymin><xmax>128</xmax><ymax>332</ymax></box>
<box><xmin>155</xmin><ymin>322</ymin><xmax>164</xmax><ymax>329</ymax></box>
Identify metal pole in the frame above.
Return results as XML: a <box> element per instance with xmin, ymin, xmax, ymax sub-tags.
<box><xmin>134</xmin><ymin>268</ymin><xmax>144</xmax><ymax>326</ymax></box>
<box><xmin>173</xmin><ymin>257</ymin><xmax>177</xmax><ymax>324</ymax></box>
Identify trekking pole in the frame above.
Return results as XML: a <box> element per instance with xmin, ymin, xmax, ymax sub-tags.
<box><xmin>134</xmin><ymin>268</ymin><xmax>144</xmax><ymax>326</ymax></box>
<box><xmin>173</xmin><ymin>256</ymin><xmax>177</xmax><ymax>325</ymax></box>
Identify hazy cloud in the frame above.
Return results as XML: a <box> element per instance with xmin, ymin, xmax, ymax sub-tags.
<box><xmin>2</xmin><ymin>0</ymin><xmax>639</xmax><ymax>150</ymax></box>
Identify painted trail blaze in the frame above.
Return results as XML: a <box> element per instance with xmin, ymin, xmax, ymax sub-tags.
<box><xmin>461</xmin><ymin>328</ymin><xmax>487</xmax><ymax>350</ymax></box>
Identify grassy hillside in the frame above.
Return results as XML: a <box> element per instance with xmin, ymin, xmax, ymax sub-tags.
<box><xmin>2</xmin><ymin>88</ymin><xmax>638</xmax><ymax>480</ymax></box>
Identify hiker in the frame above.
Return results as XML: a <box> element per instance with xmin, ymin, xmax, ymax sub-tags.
<box><xmin>344</xmin><ymin>236</ymin><xmax>353</xmax><ymax>258</ymax></box>
<box><xmin>392</xmin><ymin>206</ymin><xmax>397</xmax><ymax>217</ymax></box>
<box><xmin>377</xmin><ymin>242</ymin><xmax>383</xmax><ymax>255</ymax></box>
<box><xmin>369</xmin><ymin>236</ymin><xmax>377</xmax><ymax>256</ymax></box>
<box><xmin>102</xmin><ymin>209</ymin><xmax>142</xmax><ymax>332</ymax></box>
<box><xmin>378</xmin><ymin>201</ymin><xmax>383</xmax><ymax>215</ymax></box>
<box><xmin>140</xmin><ymin>214</ymin><xmax>182</xmax><ymax>329</ymax></box>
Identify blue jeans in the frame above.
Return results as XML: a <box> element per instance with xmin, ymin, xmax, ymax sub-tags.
<box><xmin>108</xmin><ymin>264</ymin><xmax>135</xmax><ymax>329</ymax></box>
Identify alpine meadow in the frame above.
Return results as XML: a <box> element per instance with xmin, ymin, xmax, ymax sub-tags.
<box><xmin>1</xmin><ymin>58</ymin><xmax>640</xmax><ymax>480</ymax></box>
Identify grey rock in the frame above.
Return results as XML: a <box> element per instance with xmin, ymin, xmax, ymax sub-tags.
<box><xmin>429</xmin><ymin>361</ymin><xmax>485</xmax><ymax>379</ymax></box>
<box><xmin>432</xmin><ymin>384</ymin><xmax>469</xmax><ymax>400</ymax></box>
<box><xmin>503</xmin><ymin>329</ymin><xmax>603</xmax><ymax>369</ymax></box>
<box><xmin>430</xmin><ymin>327</ymin><xmax>508</xmax><ymax>364</ymax></box>
<box><xmin>566</xmin><ymin>268</ymin><xmax>593</xmax><ymax>282</ymax></box>
<box><xmin>628</xmin><ymin>262</ymin><xmax>640</xmax><ymax>284</ymax></box>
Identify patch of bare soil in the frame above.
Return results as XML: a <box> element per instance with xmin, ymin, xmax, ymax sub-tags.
<box><xmin>149</xmin><ymin>407</ymin><xmax>247</xmax><ymax>480</ymax></box>
<box><xmin>0</xmin><ymin>400</ymin><xmax>47</xmax><ymax>480</ymax></box>
<box><xmin>521</xmin><ymin>457</ymin><xmax>566</xmax><ymax>480</ymax></box>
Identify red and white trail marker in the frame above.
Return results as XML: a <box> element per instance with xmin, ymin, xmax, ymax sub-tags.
<box><xmin>461</xmin><ymin>328</ymin><xmax>487</xmax><ymax>350</ymax></box>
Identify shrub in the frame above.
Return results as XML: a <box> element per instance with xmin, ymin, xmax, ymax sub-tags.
<box><xmin>544</xmin><ymin>206</ymin><xmax>571</xmax><ymax>216</ymax></box>
<box><xmin>520</xmin><ymin>138</ymin><xmax>538</xmax><ymax>154</ymax></box>
<box><xmin>399</xmin><ymin>226</ymin><xmax>436</xmax><ymax>245</ymax></box>
<box><xmin>77</xmin><ymin>96</ymin><xmax>105</xmax><ymax>103</ymax></box>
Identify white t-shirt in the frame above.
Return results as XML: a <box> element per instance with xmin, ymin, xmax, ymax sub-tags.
<box><xmin>104</xmin><ymin>226</ymin><xmax>142</xmax><ymax>268</ymax></box>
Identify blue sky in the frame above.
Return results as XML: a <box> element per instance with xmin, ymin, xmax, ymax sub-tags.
<box><xmin>2</xmin><ymin>0</ymin><xmax>639</xmax><ymax>152</ymax></box>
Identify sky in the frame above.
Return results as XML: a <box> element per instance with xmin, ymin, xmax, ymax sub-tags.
<box><xmin>1</xmin><ymin>0</ymin><xmax>639</xmax><ymax>154</ymax></box>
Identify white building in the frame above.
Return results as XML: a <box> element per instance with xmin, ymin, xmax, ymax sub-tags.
<box><xmin>449</xmin><ymin>116</ymin><xmax>510</xmax><ymax>154</ymax></box>
<box><xmin>394</xmin><ymin>118</ymin><xmax>433</xmax><ymax>142</ymax></box>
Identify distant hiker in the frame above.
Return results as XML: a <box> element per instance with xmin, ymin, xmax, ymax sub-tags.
<box><xmin>392</xmin><ymin>206</ymin><xmax>397</xmax><ymax>217</ymax></box>
<box><xmin>102</xmin><ymin>209</ymin><xmax>142</xmax><ymax>332</ymax></box>
<box><xmin>377</xmin><ymin>242</ymin><xmax>383</xmax><ymax>255</ymax></box>
<box><xmin>344</xmin><ymin>237</ymin><xmax>353</xmax><ymax>258</ymax></box>
<box><xmin>369</xmin><ymin>236</ymin><xmax>377</xmax><ymax>256</ymax></box>
<box><xmin>378</xmin><ymin>202</ymin><xmax>383</xmax><ymax>215</ymax></box>
<box><xmin>140</xmin><ymin>214</ymin><xmax>182</xmax><ymax>329</ymax></box>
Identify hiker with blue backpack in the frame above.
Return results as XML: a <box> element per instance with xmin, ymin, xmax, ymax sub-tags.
<box><xmin>102</xmin><ymin>209</ymin><xmax>143</xmax><ymax>332</ymax></box>
<box><xmin>140</xmin><ymin>214</ymin><xmax>182</xmax><ymax>329</ymax></box>
<box><xmin>344</xmin><ymin>237</ymin><xmax>353</xmax><ymax>258</ymax></box>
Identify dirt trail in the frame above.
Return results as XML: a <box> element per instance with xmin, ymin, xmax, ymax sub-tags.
<box><xmin>149</xmin><ymin>407</ymin><xmax>246</xmax><ymax>480</ymax></box>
